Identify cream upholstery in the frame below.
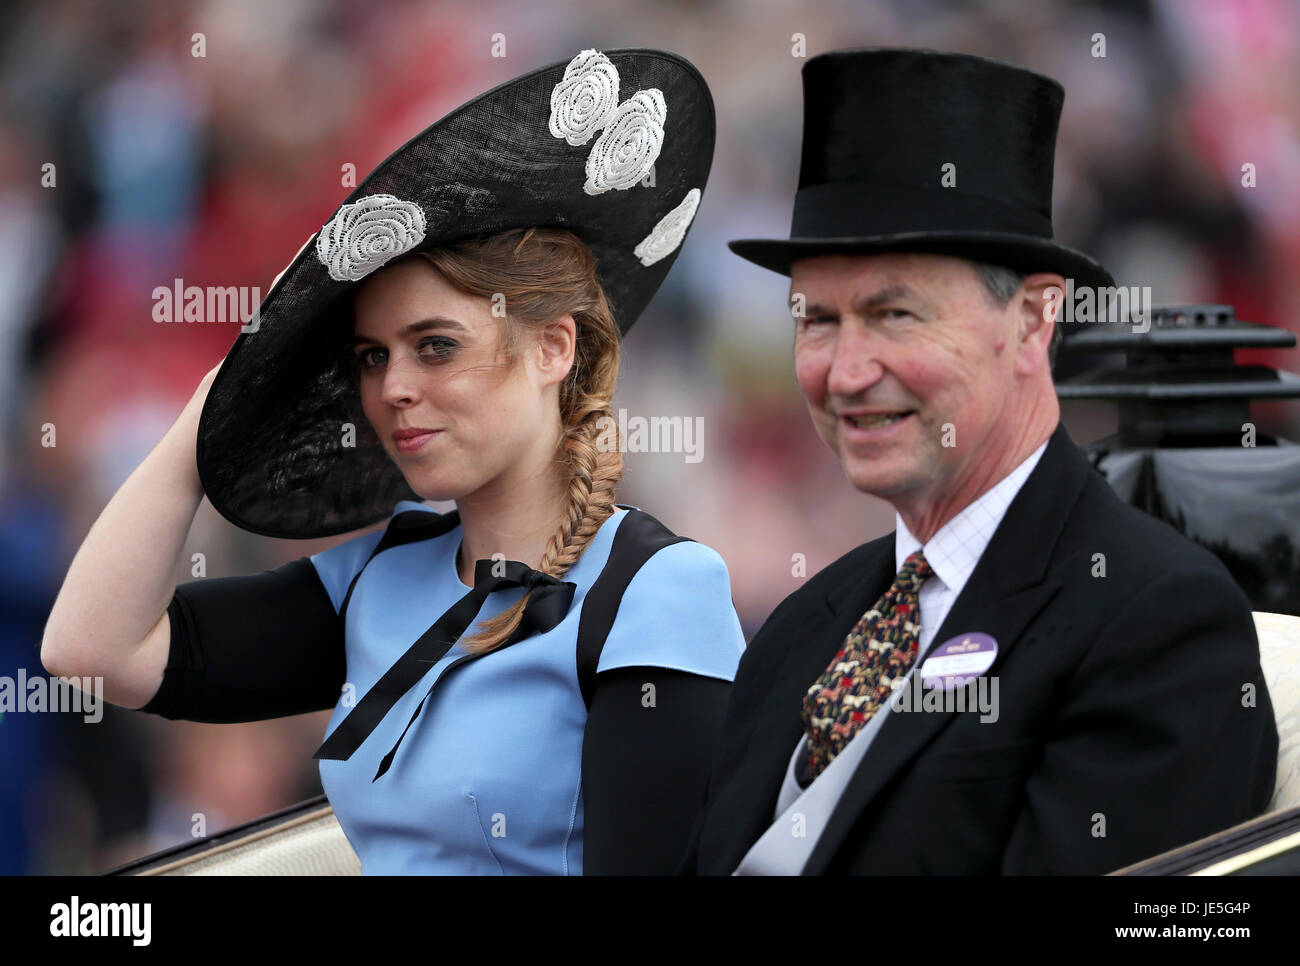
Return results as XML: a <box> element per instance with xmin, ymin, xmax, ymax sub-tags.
<box><xmin>142</xmin><ymin>803</ymin><xmax>359</xmax><ymax>876</ymax></box>
<box><xmin>1254</xmin><ymin>612</ymin><xmax>1300</xmax><ymax>812</ymax></box>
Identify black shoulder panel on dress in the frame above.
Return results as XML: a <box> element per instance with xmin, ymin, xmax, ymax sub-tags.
<box><xmin>339</xmin><ymin>509</ymin><xmax>462</xmax><ymax>621</ymax></box>
<box><xmin>575</xmin><ymin>507</ymin><xmax>693</xmax><ymax>710</ymax></box>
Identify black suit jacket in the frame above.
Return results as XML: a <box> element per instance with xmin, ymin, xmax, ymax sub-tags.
<box><xmin>686</xmin><ymin>422</ymin><xmax>1279</xmax><ymax>874</ymax></box>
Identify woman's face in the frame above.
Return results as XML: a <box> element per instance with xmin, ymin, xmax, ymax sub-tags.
<box><xmin>351</xmin><ymin>257</ymin><xmax>573</xmax><ymax>503</ymax></box>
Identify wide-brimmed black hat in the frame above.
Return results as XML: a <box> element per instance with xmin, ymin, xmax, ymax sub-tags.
<box><xmin>198</xmin><ymin>48</ymin><xmax>714</xmax><ymax>539</ymax></box>
<box><xmin>729</xmin><ymin>47</ymin><xmax>1113</xmax><ymax>289</ymax></box>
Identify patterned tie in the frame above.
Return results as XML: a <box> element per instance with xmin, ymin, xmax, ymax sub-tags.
<box><xmin>801</xmin><ymin>549</ymin><xmax>933</xmax><ymax>782</ymax></box>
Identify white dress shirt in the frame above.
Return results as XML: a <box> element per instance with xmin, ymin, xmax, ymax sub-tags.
<box><xmin>734</xmin><ymin>438</ymin><xmax>1049</xmax><ymax>874</ymax></box>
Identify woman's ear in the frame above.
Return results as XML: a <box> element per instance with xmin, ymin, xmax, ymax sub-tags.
<box><xmin>534</xmin><ymin>314</ymin><xmax>577</xmax><ymax>388</ymax></box>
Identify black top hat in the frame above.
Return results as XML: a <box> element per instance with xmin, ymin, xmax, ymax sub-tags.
<box><xmin>729</xmin><ymin>48</ymin><xmax>1113</xmax><ymax>289</ymax></box>
<box><xmin>198</xmin><ymin>49</ymin><xmax>714</xmax><ymax>539</ymax></box>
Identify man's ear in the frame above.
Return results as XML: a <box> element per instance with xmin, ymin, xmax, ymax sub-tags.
<box><xmin>1015</xmin><ymin>273</ymin><xmax>1066</xmax><ymax>374</ymax></box>
<box><xmin>534</xmin><ymin>314</ymin><xmax>577</xmax><ymax>388</ymax></box>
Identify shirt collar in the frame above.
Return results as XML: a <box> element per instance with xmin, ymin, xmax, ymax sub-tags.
<box><xmin>895</xmin><ymin>438</ymin><xmax>1049</xmax><ymax>597</ymax></box>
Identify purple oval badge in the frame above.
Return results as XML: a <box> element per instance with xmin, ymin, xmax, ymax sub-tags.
<box><xmin>920</xmin><ymin>632</ymin><xmax>998</xmax><ymax>690</ymax></box>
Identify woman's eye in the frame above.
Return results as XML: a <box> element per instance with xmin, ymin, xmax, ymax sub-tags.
<box><xmin>418</xmin><ymin>337</ymin><xmax>458</xmax><ymax>360</ymax></box>
<box><xmin>355</xmin><ymin>337</ymin><xmax>458</xmax><ymax>370</ymax></box>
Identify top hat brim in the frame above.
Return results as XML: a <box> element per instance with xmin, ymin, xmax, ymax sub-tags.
<box><xmin>198</xmin><ymin>49</ymin><xmax>715</xmax><ymax>539</ymax></box>
<box><xmin>728</xmin><ymin>230</ymin><xmax>1115</xmax><ymax>291</ymax></box>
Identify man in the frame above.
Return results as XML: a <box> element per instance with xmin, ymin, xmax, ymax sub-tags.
<box><xmin>684</xmin><ymin>48</ymin><xmax>1278</xmax><ymax>875</ymax></box>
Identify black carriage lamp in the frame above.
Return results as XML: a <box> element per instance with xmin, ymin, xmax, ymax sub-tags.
<box><xmin>1056</xmin><ymin>303</ymin><xmax>1300</xmax><ymax>615</ymax></box>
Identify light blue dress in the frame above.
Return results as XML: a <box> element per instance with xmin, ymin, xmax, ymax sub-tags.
<box><xmin>310</xmin><ymin>500</ymin><xmax>745</xmax><ymax>874</ymax></box>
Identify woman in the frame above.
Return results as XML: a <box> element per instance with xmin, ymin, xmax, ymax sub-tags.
<box><xmin>41</xmin><ymin>49</ymin><xmax>743</xmax><ymax>874</ymax></box>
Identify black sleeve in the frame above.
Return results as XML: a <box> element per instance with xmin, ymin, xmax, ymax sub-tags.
<box><xmin>138</xmin><ymin>556</ymin><xmax>346</xmax><ymax>723</ymax></box>
<box><xmin>581</xmin><ymin>665</ymin><xmax>732</xmax><ymax>875</ymax></box>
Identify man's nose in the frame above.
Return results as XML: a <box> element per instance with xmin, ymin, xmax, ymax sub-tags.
<box><xmin>825</xmin><ymin>323</ymin><xmax>885</xmax><ymax>398</ymax></box>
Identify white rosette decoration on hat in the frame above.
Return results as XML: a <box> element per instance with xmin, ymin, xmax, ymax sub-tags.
<box><xmin>548</xmin><ymin>49</ymin><xmax>620</xmax><ymax>147</ymax></box>
<box><xmin>316</xmin><ymin>193</ymin><xmax>428</xmax><ymax>282</ymax></box>
<box><xmin>633</xmin><ymin>188</ymin><xmax>702</xmax><ymax>266</ymax></box>
<box><xmin>584</xmin><ymin>89</ymin><xmax>667</xmax><ymax>195</ymax></box>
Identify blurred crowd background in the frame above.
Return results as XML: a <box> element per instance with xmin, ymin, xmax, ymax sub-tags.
<box><xmin>2</xmin><ymin>0</ymin><xmax>1297</xmax><ymax>873</ymax></box>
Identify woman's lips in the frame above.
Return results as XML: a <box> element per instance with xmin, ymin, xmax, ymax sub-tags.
<box><xmin>394</xmin><ymin>430</ymin><xmax>440</xmax><ymax>453</ymax></box>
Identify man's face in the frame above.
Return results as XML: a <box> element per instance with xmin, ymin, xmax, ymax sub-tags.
<box><xmin>790</xmin><ymin>252</ymin><xmax>1023</xmax><ymax>511</ymax></box>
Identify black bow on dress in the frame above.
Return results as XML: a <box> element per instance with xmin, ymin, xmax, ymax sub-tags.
<box><xmin>313</xmin><ymin>558</ymin><xmax>576</xmax><ymax>780</ymax></box>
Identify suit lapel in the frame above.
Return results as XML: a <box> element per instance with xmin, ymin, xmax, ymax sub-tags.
<box><xmin>807</xmin><ymin>543</ymin><xmax>898</xmax><ymax>693</ymax></box>
<box><xmin>719</xmin><ymin>539</ymin><xmax>896</xmax><ymax>865</ymax></box>
<box><xmin>801</xmin><ymin>422</ymin><xmax>1094</xmax><ymax>874</ymax></box>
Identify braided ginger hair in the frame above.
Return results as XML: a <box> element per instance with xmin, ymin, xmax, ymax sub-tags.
<box><xmin>414</xmin><ymin>227</ymin><xmax>623</xmax><ymax>655</ymax></box>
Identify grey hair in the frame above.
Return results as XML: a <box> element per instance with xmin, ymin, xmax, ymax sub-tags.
<box><xmin>969</xmin><ymin>260</ymin><xmax>1061</xmax><ymax>368</ymax></box>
